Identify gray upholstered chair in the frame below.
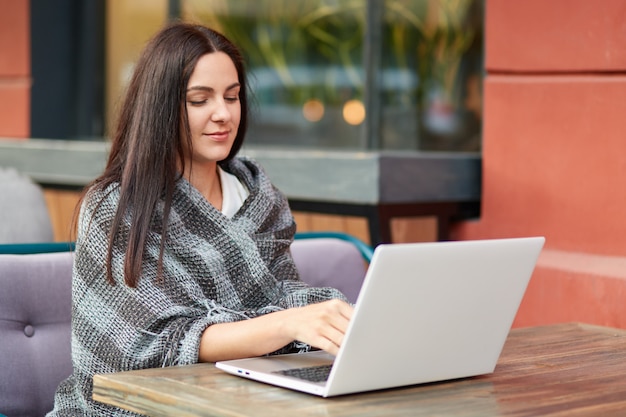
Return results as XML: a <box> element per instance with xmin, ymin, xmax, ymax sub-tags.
<box><xmin>0</xmin><ymin>234</ymin><xmax>369</xmax><ymax>416</ymax></box>
<box><xmin>0</xmin><ymin>251</ymin><xmax>73</xmax><ymax>417</ymax></box>
<box><xmin>291</xmin><ymin>235</ymin><xmax>369</xmax><ymax>304</ymax></box>
<box><xmin>0</xmin><ymin>167</ymin><xmax>54</xmax><ymax>244</ymax></box>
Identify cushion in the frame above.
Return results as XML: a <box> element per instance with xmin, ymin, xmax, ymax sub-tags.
<box><xmin>291</xmin><ymin>238</ymin><xmax>367</xmax><ymax>303</ymax></box>
<box><xmin>0</xmin><ymin>252</ymin><xmax>73</xmax><ymax>417</ymax></box>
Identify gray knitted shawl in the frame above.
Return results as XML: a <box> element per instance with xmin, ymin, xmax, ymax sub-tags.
<box><xmin>47</xmin><ymin>157</ymin><xmax>346</xmax><ymax>416</ymax></box>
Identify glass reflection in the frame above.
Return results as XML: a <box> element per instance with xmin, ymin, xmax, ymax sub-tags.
<box><xmin>184</xmin><ymin>0</ymin><xmax>366</xmax><ymax>149</ymax></box>
<box><xmin>107</xmin><ymin>0</ymin><xmax>484</xmax><ymax>152</ymax></box>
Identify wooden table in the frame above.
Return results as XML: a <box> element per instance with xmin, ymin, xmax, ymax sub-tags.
<box><xmin>93</xmin><ymin>323</ymin><xmax>626</xmax><ymax>416</ymax></box>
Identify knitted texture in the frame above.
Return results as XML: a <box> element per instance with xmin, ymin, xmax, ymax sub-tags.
<box><xmin>47</xmin><ymin>158</ymin><xmax>346</xmax><ymax>416</ymax></box>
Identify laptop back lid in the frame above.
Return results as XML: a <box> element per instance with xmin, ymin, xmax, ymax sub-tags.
<box><xmin>324</xmin><ymin>237</ymin><xmax>545</xmax><ymax>396</ymax></box>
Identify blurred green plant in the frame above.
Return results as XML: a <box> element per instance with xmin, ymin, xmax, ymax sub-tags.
<box><xmin>184</xmin><ymin>0</ymin><xmax>365</xmax><ymax>106</ymax></box>
<box><xmin>386</xmin><ymin>0</ymin><xmax>476</xmax><ymax>108</ymax></box>
<box><xmin>181</xmin><ymin>0</ymin><xmax>482</xmax><ymax>150</ymax></box>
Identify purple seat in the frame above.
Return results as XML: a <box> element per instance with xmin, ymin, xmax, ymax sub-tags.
<box><xmin>291</xmin><ymin>237</ymin><xmax>368</xmax><ymax>304</ymax></box>
<box><xmin>0</xmin><ymin>251</ymin><xmax>73</xmax><ymax>417</ymax></box>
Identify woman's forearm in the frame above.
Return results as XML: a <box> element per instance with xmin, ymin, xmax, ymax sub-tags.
<box><xmin>198</xmin><ymin>299</ymin><xmax>353</xmax><ymax>362</ymax></box>
<box><xmin>198</xmin><ymin>309</ymin><xmax>294</xmax><ymax>362</ymax></box>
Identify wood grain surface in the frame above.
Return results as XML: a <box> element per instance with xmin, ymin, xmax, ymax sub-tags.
<box><xmin>93</xmin><ymin>323</ymin><xmax>626</xmax><ymax>416</ymax></box>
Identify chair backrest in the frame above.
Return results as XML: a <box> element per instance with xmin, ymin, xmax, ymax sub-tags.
<box><xmin>0</xmin><ymin>235</ymin><xmax>368</xmax><ymax>416</ymax></box>
<box><xmin>291</xmin><ymin>237</ymin><xmax>368</xmax><ymax>304</ymax></box>
<box><xmin>0</xmin><ymin>167</ymin><xmax>54</xmax><ymax>244</ymax></box>
<box><xmin>0</xmin><ymin>251</ymin><xmax>73</xmax><ymax>417</ymax></box>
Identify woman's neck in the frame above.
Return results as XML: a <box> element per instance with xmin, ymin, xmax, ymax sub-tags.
<box><xmin>185</xmin><ymin>163</ymin><xmax>223</xmax><ymax>210</ymax></box>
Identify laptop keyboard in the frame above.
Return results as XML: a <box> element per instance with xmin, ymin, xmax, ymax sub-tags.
<box><xmin>273</xmin><ymin>364</ymin><xmax>333</xmax><ymax>383</ymax></box>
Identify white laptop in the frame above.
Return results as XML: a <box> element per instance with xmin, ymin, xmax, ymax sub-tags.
<box><xmin>216</xmin><ymin>236</ymin><xmax>545</xmax><ymax>397</ymax></box>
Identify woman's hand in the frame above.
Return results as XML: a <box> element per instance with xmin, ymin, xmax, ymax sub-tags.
<box><xmin>199</xmin><ymin>299</ymin><xmax>354</xmax><ymax>362</ymax></box>
<box><xmin>280</xmin><ymin>299</ymin><xmax>354</xmax><ymax>356</ymax></box>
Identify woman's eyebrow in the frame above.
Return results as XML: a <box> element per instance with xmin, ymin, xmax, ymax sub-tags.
<box><xmin>187</xmin><ymin>82</ymin><xmax>241</xmax><ymax>93</ymax></box>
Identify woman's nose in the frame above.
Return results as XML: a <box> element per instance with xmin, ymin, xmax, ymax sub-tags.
<box><xmin>211</xmin><ymin>99</ymin><xmax>231</xmax><ymax>123</ymax></box>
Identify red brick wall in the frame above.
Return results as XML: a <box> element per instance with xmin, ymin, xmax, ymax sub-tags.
<box><xmin>453</xmin><ymin>0</ymin><xmax>626</xmax><ymax>328</ymax></box>
<box><xmin>0</xmin><ymin>0</ymin><xmax>30</xmax><ymax>138</ymax></box>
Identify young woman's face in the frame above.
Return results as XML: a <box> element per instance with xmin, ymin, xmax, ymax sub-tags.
<box><xmin>184</xmin><ymin>52</ymin><xmax>241</xmax><ymax>167</ymax></box>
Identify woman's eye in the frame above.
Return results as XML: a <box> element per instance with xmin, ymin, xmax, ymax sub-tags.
<box><xmin>225</xmin><ymin>96</ymin><xmax>239</xmax><ymax>103</ymax></box>
<box><xmin>188</xmin><ymin>99</ymin><xmax>206</xmax><ymax>106</ymax></box>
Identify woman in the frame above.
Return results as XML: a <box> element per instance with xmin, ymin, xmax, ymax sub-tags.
<box><xmin>48</xmin><ymin>22</ymin><xmax>352</xmax><ymax>416</ymax></box>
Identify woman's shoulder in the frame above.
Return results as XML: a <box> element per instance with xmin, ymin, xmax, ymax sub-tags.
<box><xmin>79</xmin><ymin>182</ymin><xmax>121</xmax><ymax>222</ymax></box>
<box><xmin>84</xmin><ymin>181</ymin><xmax>121</xmax><ymax>206</ymax></box>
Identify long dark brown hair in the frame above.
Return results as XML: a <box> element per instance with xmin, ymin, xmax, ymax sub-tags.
<box><xmin>79</xmin><ymin>23</ymin><xmax>249</xmax><ymax>287</ymax></box>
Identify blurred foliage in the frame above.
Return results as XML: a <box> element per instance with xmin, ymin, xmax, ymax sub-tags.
<box><xmin>184</xmin><ymin>0</ymin><xmax>365</xmax><ymax>105</ymax></box>
<box><xmin>180</xmin><ymin>0</ymin><xmax>483</xmax><ymax>150</ymax></box>
<box><xmin>385</xmin><ymin>0</ymin><xmax>478</xmax><ymax>105</ymax></box>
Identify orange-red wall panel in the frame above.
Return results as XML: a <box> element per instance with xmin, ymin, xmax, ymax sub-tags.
<box><xmin>0</xmin><ymin>81</ymin><xmax>30</xmax><ymax>138</ymax></box>
<box><xmin>486</xmin><ymin>0</ymin><xmax>626</xmax><ymax>72</ymax></box>
<box><xmin>0</xmin><ymin>0</ymin><xmax>29</xmax><ymax>76</ymax></box>
<box><xmin>514</xmin><ymin>266</ymin><xmax>626</xmax><ymax>329</ymax></box>
<box><xmin>0</xmin><ymin>0</ymin><xmax>30</xmax><ymax>138</ymax></box>
<box><xmin>456</xmin><ymin>74</ymin><xmax>626</xmax><ymax>256</ymax></box>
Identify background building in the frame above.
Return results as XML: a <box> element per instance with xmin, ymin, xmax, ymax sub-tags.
<box><xmin>2</xmin><ymin>0</ymin><xmax>626</xmax><ymax>329</ymax></box>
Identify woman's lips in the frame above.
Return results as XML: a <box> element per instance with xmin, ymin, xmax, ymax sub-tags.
<box><xmin>206</xmin><ymin>131</ymin><xmax>230</xmax><ymax>141</ymax></box>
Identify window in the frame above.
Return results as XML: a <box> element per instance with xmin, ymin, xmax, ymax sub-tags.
<box><xmin>100</xmin><ymin>0</ymin><xmax>483</xmax><ymax>151</ymax></box>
